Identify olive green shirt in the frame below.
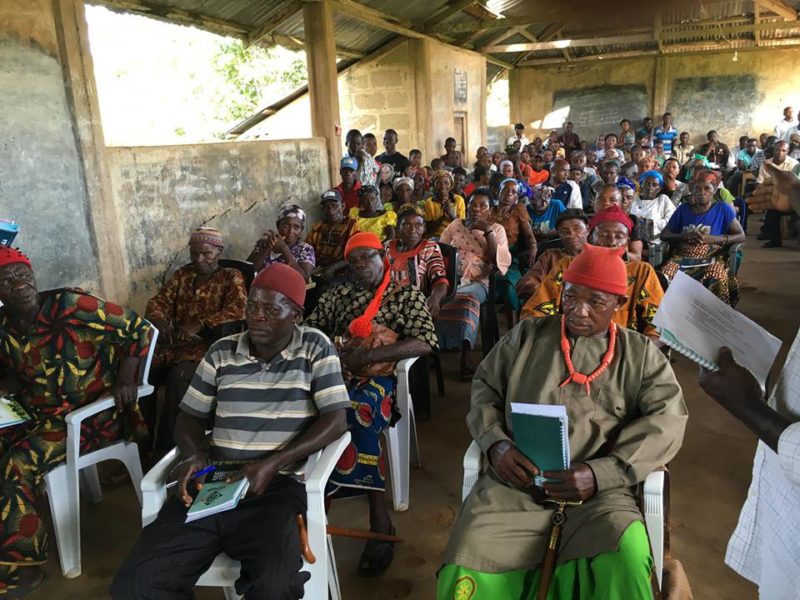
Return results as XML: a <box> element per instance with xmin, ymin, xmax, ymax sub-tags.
<box><xmin>443</xmin><ymin>316</ymin><xmax>688</xmax><ymax>572</ymax></box>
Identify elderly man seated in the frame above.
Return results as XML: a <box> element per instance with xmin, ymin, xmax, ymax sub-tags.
<box><xmin>438</xmin><ymin>244</ymin><xmax>688</xmax><ymax>599</ymax></box>
<box><xmin>0</xmin><ymin>247</ymin><xmax>152</xmax><ymax>596</ymax></box>
<box><xmin>305</xmin><ymin>232</ymin><xmax>438</xmax><ymax>576</ymax></box>
<box><xmin>112</xmin><ymin>264</ymin><xmax>349</xmax><ymax>599</ymax></box>
<box><xmin>143</xmin><ymin>227</ymin><xmax>247</xmax><ymax>452</ymax></box>
<box><xmin>521</xmin><ymin>205</ymin><xmax>664</xmax><ymax>343</ymax></box>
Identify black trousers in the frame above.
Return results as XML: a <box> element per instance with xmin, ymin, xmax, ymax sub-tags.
<box><xmin>764</xmin><ymin>209</ymin><xmax>793</xmax><ymax>244</ymax></box>
<box><xmin>111</xmin><ymin>476</ymin><xmax>308</xmax><ymax>600</ymax></box>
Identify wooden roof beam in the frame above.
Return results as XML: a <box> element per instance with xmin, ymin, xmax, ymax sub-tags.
<box><xmin>756</xmin><ymin>0</ymin><xmax>798</xmax><ymax>20</ymax></box>
<box><xmin>331</xmin><ymin>0</ymin><xmax>424</xmax><ymax>38</ymax></box>
<box><xmin>422</xmin><ymin>0</ymin><xmax>477</xmax><ymax>32</ymax></box>
<box><xmin>485</xmin><ymin>32</ymin><xmax>654</xmax><ymax>53</ymax></box>
<box><xmin>435</xmin><ymin>16</ymin><xmax>548</xmax><ymax>34</ymax></box>
<box><xmin>478</xmin><ymin>25</ymin><xmax>532</xmax><ymax>51</ymax></box>
<box><xmin>247</xmin><ymin>0</ymin><xmax>303</xmax><ymax>46</ymax></box>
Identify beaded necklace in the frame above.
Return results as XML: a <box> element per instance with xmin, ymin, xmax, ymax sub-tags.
<box><xmin>558</xmin><ymin>316</ymin><xmax>617</xmax><ymax>395</ymax></box>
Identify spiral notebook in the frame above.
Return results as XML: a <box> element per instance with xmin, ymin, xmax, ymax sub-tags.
<box><xmin>510</xmin><ymin>403</ymin><xmax>570</xmax><ymax>487</ymax></box>
<box><xmin>653</xmin><ymin>271</ymin><xmax>781</xmax><ymax>388</ymax></box>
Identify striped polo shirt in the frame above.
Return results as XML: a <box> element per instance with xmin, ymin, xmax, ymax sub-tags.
<box><xmin>179</xmin><ymin>325</ymin><xmax>349</xmax><ymax>467</ymax></box>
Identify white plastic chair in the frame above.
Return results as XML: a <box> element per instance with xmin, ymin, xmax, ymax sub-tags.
<box><xmin>44</xmin><ymin>322</ymin><xmax>158</xmax><ymax>578</ymax></box>
<box><xmin>140</xmin><ymin>431</ymin><xmax>351</xmax><ymax>600</ymax></box>
<box><xmin>384</xmin><ymin>356</ymin><xmax>421</xmax><ymax>512</ymax></box>
<box><xmin>461</xmin><ymin>440</ymin><xmax>666</xmax><ymax>587</ymax></box>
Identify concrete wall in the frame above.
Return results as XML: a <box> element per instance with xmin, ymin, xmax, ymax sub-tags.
<box><xmin>0</xmin><ymin>0</ymin><xmax>100</xmax><ymax>291</ymax></box>
<box><xmin>251</xmin><ymin>39</ymin><xmax>488</xmax><ymax>165</ymax></box>
<box><xmin>510</xmin><ymin>48</ymin><xmax>800</xmax><ymax>148</ymax></box>
<box><xmin>106</xmin><ymin>138</ymin><xmax>330</xmax><ymax>310</ymax></box>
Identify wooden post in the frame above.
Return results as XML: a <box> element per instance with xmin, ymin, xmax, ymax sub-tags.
<box><xmin>303</xmin><ymin>0</ymin><xmax>341</xmax><ymax>187</ymax></box>
<box><xmin>508</xmin><ymin>67</ymin><xmax>522</xmax><ymax>126</ymax></box>
<box><xmin>651</xmin><ymin>56</ymin><xmax>669</xmax><ymax>120</ymax></box>
<box><xmin>411</xmin><ymin>39</ymin><xmax>434</xmax><ymax>161</ymax></box>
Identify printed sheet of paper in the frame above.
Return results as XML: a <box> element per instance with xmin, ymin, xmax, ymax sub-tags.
<box><xmin>768</xmin><ymin>330</ymin><xmax>800</xmax><ymax>418</ymax></box>
<box><xmin>653</xmin><ymin>271</ymin><xmax>781</xmax><ymax>386</ymax></box>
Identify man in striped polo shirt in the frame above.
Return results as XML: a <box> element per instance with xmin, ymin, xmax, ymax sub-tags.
<box><xmin>112</xmin><ymin>263</ymin><xmax>349</xmax><ymax>600</ymax></box>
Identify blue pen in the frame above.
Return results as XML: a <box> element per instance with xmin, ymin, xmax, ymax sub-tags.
<box><xmin>166</xmin><ymin>465</ymin><xmax>216</xmax><ymax>489</ymax></box>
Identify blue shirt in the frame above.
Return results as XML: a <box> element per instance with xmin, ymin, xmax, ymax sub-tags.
<box><xmin>665</xmin><ymin>202</ymin><xmax>735</xmax><ymax>237</ymax></box>
<box><xmin>527</xmin><ymin>199</ymin><xmax>566</xmax><ymax>233</ymax></box>
<box><xmin>653</xmin><ymin>125</ymin><xmax>679</xmax><ymax>156</ymax></box>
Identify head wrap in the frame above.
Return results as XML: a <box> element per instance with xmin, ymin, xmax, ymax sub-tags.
<box><xmin>432</xmin><ymin>170</ymin><xmax>454</xmax><ymax>186</ymax></box>
<box><xmin>0</xmin><ymin>247</ymin><xmax>31</xmax><ymax>269</ymax></box>
<box><xmin>379</xmin><ymin>163</ymin><xmax>395</xmax><ymax>183</ymax></box>
<box><xmin>343</xmin><ymin>232</ymin><xmax>392</xmax><ymax>338</ymax></box>
<box><xmin>589</xmin><ymin>205</ymin><xmax>633</xmax><ymax>234</ymax></box>
<box><xmin>499</xmin><ymin>177</ymin><xmax>519</xmax><ymax>192</ymax></box>
<box><xmin>639</xmin><ymin>169</ymin><xmax>665</xmax><ymax>186</ymax></box>
<box><xmin>499</xmin><ymin>160</ymin><xmax>514</xmax><ymax>172</ymax></box>
<box><xmin>616</xmin><ymin>177</ymin><xmax>636</xmax><ymax>191</ymax></box>
<box><xmin>693</xmin><ymin>169</ymin><xmax>721</xmax><ymax>187</ymax></box>
<box><xmin>358</xmin><ymin>185</ymin><xmax>380</xmax><ymax>200</ymax></box>
<box><xmin>278</xmin><ymin>203</ymin><xmax>306</xmax><ymax>224</ymax></box>
<box><xmin>533</xmin><ymin>184</ymin><xmax>554</xmax><ymax>202</ymax></box>
<box><xmin>189</xmin><ymin>227</ymin><xmax>224</xmax><ymax>248</ymax></box>
<box><xmin>563</xmin><ymin>243</ymin><xmax>628</xmax><ymax>297</ymax></box>
<box><xmin>392</xmin><ymin>176</ymin><xmax>414</xmax><ymax>192</ymax></box>
<box><xmin>251</xmin><ymin>263</ymin><xmax>306</xmax><ymax>308</ymax></box>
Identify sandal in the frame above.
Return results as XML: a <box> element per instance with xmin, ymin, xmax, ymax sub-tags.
<box><xmin>357</xmin><ymin>527</ymin><xmax>396</xmax><ymax>577</ymax></box>
<box><xmin>6</xmin><ymin>568</ymin><xmax>45</xmax><ymax>598</ymax></box>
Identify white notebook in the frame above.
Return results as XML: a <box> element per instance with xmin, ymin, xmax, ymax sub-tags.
<box><xmin>0</xmin><ymin>397</ymin><xmax>30</xmax><ymax>429</ymax></box>
<box><xmin>653</xmin><ymin>271</ymin><xmax>781</xmax><ymax>388</ymax></box>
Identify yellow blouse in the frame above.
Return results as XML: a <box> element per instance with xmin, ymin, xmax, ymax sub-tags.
<box><xmin>348</xmin><ymin>207</ymin><xmax>397</xmax><ymax>238</ymax></box>
<box><xmin>423</xmin><ymin>194</ymin><xmax>467</xmax><ymax>236</ymax></box>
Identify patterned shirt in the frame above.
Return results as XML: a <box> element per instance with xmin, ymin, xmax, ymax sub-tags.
<box><xmin>145</xmin><ymin>265</ymin><xmax>247</xmax><ymax>364</ymax></box>
<box><xmin>344</xmin><ymin>151</ymin><xmax>379</xmax><ymax>187</ymax></box>
<box><xmin>520</xmin><ymin>256</ymin><xmax>664</xmax><ymax>341</ymax></box>
<box><xmin>385</xmin><ymin>239</ymin><xmax>447</xmax><ymax>296</ymax></box>
<box><xmin>305</xmin><ymin>280</ymin><xmax>439</xmax><ymax>352</ymax></box>
<box><xmin>725</xmin><ymin>329</ymin><xmax>800</xmax><ymax>598</ymax></box>
<box><xmin>179</xmin><ymin>327</ymin><xmax>350</xmax><ymax>466</ymax></box>
<box><xmin>440</xmin><ymin>220</ymin><xmax>511</xmax><ymax>288</ymax></box>
<box><xmin>306</xmin><ymin>218</ymin><xmax>360</xmax><ymax>268</ymax></box>
<box><xmin>254</xmin><ymin>239</ymin><xmax>316</xmax><ymax>271</ymax></box>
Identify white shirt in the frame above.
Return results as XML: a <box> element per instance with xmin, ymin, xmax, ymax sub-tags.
<box><xmin>559</xmin><ymin>180</ymin><xmax>582</xmax><ymax>209</ymax></box>
<box><xmin>776</xmin><ymin>119</ymin><xmax>795</xmax><ymax>141</ymax></box>
<box><xmin>507</xmin><ymin>134</ymin><xmax>530</xmax><ymax>148</ymax></box>
<box><xmin>726</xmin><ymin>330</ymin><xmax>800</xmax><ymax>599</ymax></box>
<box><xmin>629</xmin><ymin>194</ymin><xmax>676</xmax><ymax>240</ymax></box>
<box><xmin>756</xmin><ymin>156</ymin><xmax>799</xmax><ymax>184</ymax></box>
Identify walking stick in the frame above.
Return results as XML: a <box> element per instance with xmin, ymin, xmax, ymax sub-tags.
<box><xmin>536</xmin><ymin>499</ymin><xmax>582</xmax><ymax>600</ymax></box>
<box><xmin>295</xmin><ymin>515</ymin><xmax>404</xmax><ymax>564</ymax></box>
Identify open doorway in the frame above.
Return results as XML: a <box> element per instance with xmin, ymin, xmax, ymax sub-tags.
<box><xmin>453</xmin><ymin>111</ymin><xmax>467</xmax><ymax>155</ymax></box>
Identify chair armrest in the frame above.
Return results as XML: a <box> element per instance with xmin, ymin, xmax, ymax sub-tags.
<box><xmin>305</xmin><ymin>431</ymin><xmax>351</xmax><ymax>495</ymax></box>
<box><xmin>141</xmin><ymin>447</ymin><xmax>182</xmax><ymax>492</ymax></box>
<box><xmin>65</xmin><ymin>396</ymin><xmax>115</xmax><ymax>426</ymax></box>
<box><xmin>396</xmin><ymin>356</ymin><xmax>419</xmax><ymax>376</ymax></box>
<box><xmin>643</xmin><ymin>469</ymin><xmax>664</xmax><ymax>500</ymax></box>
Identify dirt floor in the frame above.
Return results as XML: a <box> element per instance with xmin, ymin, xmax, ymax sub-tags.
<box><xmin>28</xmin><ymin>221</ymin><xmax>799</xmax><ymax>599</ymax></box>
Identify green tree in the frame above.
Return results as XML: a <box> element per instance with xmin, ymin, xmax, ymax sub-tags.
<box><xmin>211</xmin><ymin>40</ymin><xmax>307</xmax><ymax>126</ymax></box>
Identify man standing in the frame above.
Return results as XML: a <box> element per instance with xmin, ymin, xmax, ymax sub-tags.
<box><xmin>376</xmin><ymin>129</ymin><xmax>411</xmax><ymax>175</ymax></box>
<box><xmin>776</xmin><ymin>106</ymin><xmax>795</xmax><ymax>141</ymax></box>
<box><xmin>441</xmin><ymin>137</ymin><xmax>463</xmax><ymax>169</ymax></box>
<box><xmin>112</xmin><ymin>264</ymin><xmax>350</xmax><ymax>599</ymax></box>
<box><xmin>653</xmin><ymin>112</ymin><xmax>679</xmax><ymax>158</ymax></box>
<box><xmin>619</xmin><ymin>119</ymin><xmax>636</xmax><ymax>153</ymax></box>
<box><xmin>636</xmin><ymin>116</ymin><xmax>654</xmax><ymax>141</ymax></box>
<box><xmin>559</xmin><ymin>122</ymin><xmax>581</xmax><ymax>158</ymax></box>
<box><xmin>756</xmin><ymin>140</ymin><xmax>800</xmax><ymax>248</ymax></box>
<box><xmin>507</xmin><ymin>123</ymin><xmax>529</xmax><ymax>148</ymax></box>
<box><xmin>344</xmin><ymin>129</ymin><xmax>379</xmax><ymax>187</ymax></box>
<box><xmin>595</xmin><ymin>133</ymin><xmax>618</xmax><ymax>162</ymax></box>
<box><xmin>439</xmin><ymin>243</ymin><xmax>687</xmax><ymax>599</ymax></box>
<box><xmin>335</xmin><ymin>156</ymin><xmax>363</xmax><ymax>213</ymax></box>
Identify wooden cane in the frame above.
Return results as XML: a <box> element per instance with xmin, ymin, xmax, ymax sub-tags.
<box><xmin>535</xmin><ymin>500</ymin><xmax>582</xmax><ymax>600</ymax></box>
<box><xmin>295</xmin><ymin>514</ymin><xmax>405</xmax><ymax>564</ymax></box>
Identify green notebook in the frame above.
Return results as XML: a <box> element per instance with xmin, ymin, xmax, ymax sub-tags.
<box><xmin>185</xmin><ymin>478</ymin><xmax>250</xmax><ymax>523</ymax></box>
<box><xmin>510</xmin><ymin>403</ymin><xmax>570</xmax><ymax>487</ymax></box>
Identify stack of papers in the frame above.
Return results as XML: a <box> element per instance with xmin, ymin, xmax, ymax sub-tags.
<box><xmin>185</xmin><ymin>478</ymin><xmax>250</xmax><ymax>523</ymax></box>
<box><xmin>653</xmin><ymin>271</ymin><xmax>781</xmax><ymax>388</ymax></box>
<box><xmin>0</xmin><ymin>397</ymin><xmax>30</xmax><ymax>429</ymax></box>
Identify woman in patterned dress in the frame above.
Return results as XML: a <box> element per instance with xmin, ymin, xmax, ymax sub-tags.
<box><xmin>247</xmin><ymin>204</ymin><xmax>316</xmax><ymax>280</ymax></box>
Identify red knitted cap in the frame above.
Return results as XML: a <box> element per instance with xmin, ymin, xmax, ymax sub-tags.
<box><xmin>252</xmin><ymin>263</ymin><xmax>306</xmax><ymax>307</ymax></box>
<box><xmin>588</xmin><ymin>205</ymin><xmax>633</xmax><ymax>234</ymax></box>
<box><xmin>0</xmin><ymin>247</ymin><xmax>31</xmax><ymax>269</ymax></box>
<box><xmin>344</xmin><ymin>232</ymin><xmax>383</xmax><ymax>260</ymax></box>
<box><xmin>563</xmin><ymin>244</ymin><xmax>628</xmax><ymax>297</ymax></box>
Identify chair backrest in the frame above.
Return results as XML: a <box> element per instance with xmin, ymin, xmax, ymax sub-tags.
<box><xmin>219</xmin><ymin>259</ymin><xmax>255</xmax><ymax>291</ymax></box>
<box><xmin>436</xmin><ymin>242</ymin><xmax>459</xmax><ymax>299</ymax></box>
<box><xmin>535</xmin><ymin>237</ymin><xmax>562</xmax><ymax>260</ymax></box>
<box><xmin>140</xmin><ymin>320</ymin><xmax>159</xmax><ymax>387</ymax></box>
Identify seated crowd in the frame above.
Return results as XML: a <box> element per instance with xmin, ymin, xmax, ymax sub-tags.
<box><xmin>0</xmin><ymin>111</ymin><xmax>794</xmax><ymax>600</ymax></box>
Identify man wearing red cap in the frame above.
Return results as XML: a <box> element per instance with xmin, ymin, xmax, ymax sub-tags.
<box><xmin>521</xmin><ymin>205</ymin><xmax>665</xmax><ymax>342</ymax></box>
<box><xmin>0</xmin><ymin>247</ymin><xmax>153</xmax><ymax>595</ymax></box>
<box><xmin>113</xmin><ymin>263</ymin><xmax>350</xmax><ymax>599</ymax></box>
<box><xmin>143</xmin><ymin>227</ymin><xmax>247</xmax><ymax>454</ymax></box>
<box><xmin>305</xmin><ymin>232</ymin><xmax>438</xmax><ymax>576</ymax></box>
<box><xmin>439</xmin><ymin>244</ymin><xmax>688</xmax><ymax>599</ymax></box>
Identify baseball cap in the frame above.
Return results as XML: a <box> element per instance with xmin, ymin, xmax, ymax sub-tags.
<box><xmin>320</xmin><ymin>189</ymin><xmax>343</xmax><ymax>204</ymax></box>
<box><xmin>340</xmin><ymin>156</ymin><xmax>358</xmax><ymax>171</ymax></box>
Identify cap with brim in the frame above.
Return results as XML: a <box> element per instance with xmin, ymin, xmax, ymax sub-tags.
<box><xmin>340</xmin><ymin>156</ymin><xmax>359</xmax><ymax>171</ymax></box>
<box><xmin>320</xmin><ymin>190</ymin><xmax>343</xmax><ymax>204</ymax></box>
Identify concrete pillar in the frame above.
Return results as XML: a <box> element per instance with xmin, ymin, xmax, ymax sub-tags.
<box><xmin>410</xmin><ymin>39</ymin><xmax>434</xmax><ymax>161</ymax></box>
<box><xmin>303</xmin><ymin>0</ymin><xmax>341</xmax><ymax>186</ymax></box>
<box><xmin>508</xmin><ymin>67</ymin><xmax>522</xmax><ymax>126</ymax></box>
<box><xmin>53</xmin><ymin>0</ymin><xmax>128</xmax><ymax>301</ymax></box>
<box><xmin>651</xmin><ymin>56</ymin><xmax>669</xmax><ymax>119</ymax></box>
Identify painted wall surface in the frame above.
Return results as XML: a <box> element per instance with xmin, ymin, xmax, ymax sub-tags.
<box><xmin>106</xmin><ymin>138</ymin><xmax>330</xmax><ymax>310</ymax></box>
<box><xmin>0</xmin><ymin>1</ymin><xmax>100</xmax><ymax>291</ymax></box>
<box><xmin>512</xmin><ymin>49</ymin><xmax>800</xmax><ymax>148</ymax></box>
